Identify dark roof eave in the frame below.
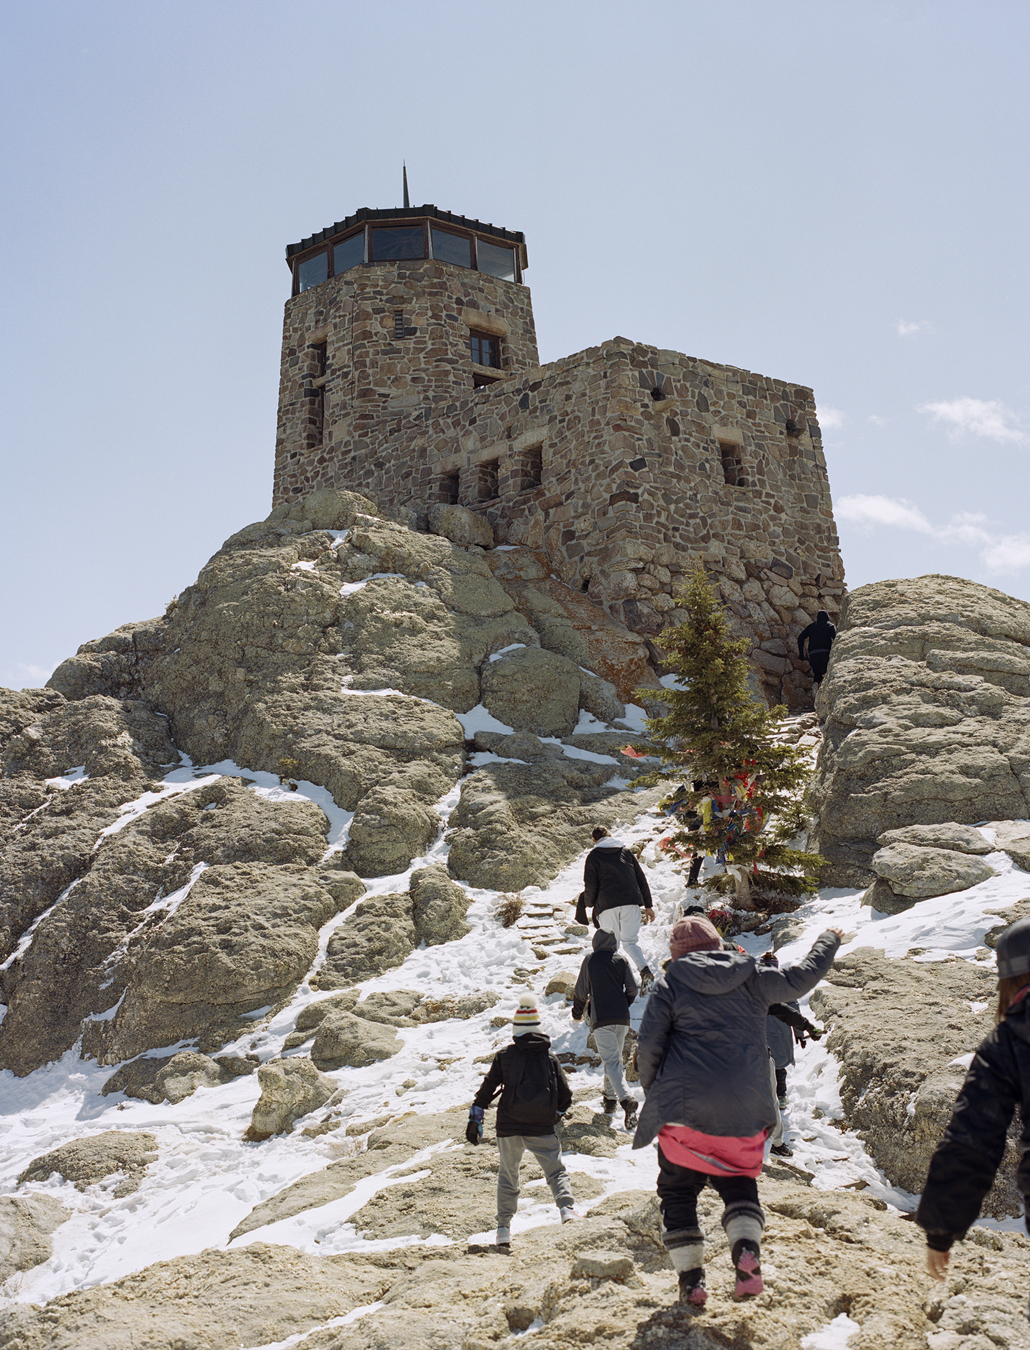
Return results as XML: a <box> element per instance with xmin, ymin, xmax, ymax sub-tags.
<box><xmin>285</xmin><ymin>205</ymin><xmax>527</xmax><ymax>265</ymax></box>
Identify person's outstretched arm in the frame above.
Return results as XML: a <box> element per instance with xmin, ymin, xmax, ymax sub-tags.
<box><xmin>757</xmin><ymin>929</ymin><xmax>843</xmax><ymax>1004</ymax></box>
<box><xmin>583</xmin><ymin>853</ymin><xmax>599</xmax><ymax>909</ymax></box>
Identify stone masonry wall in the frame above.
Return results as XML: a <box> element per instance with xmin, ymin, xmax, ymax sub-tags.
<box><xmin>272</xmin><ymin>263</ymin><xmax>844</xmax><ymax>709</ymax></box>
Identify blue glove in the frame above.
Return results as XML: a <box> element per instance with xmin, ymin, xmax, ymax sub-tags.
<box><xmin>466</xmin><ymin>1105</ymin><xmax>484</xmax><ymax>1145</ymax></box>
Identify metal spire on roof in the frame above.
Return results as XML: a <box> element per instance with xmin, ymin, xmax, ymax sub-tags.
<box><xmin>403</xmin><ymin>163</ymin><xmax>410</xmax><ymax>209</ymax></box>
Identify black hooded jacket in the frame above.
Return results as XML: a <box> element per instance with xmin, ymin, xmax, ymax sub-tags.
<box><xmin>572</xmin><ymin>929</ymin><xmax>638</xmax><ymax>1029</ymax></box>
<box><xmin>583</xmin><ymin>838</ymin><xmax>653</xmax><ymax>916</ymax></box>
<box><xmin>472</xmin><ymin>1031</ymin><xmax>573</xmax><ymax>1137</ymax></box>
<box><xmin>916</xmin><ymin>993</ymin><xmax>1030</xmax><ymax>1248</ymax></box>
<box><xmin>797</xmin><ymin>610</ymin><xmax>837</xmax><ymax>660</ymax></box>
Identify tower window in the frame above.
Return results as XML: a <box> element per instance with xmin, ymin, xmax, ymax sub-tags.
<box><xmin>370</xmin><ymin>226</ymin><xmax>425</xmax><ymax>261</ymax></box>
<box><xmin>476</xmin><ymin>241</ymin><xmax>516</xmax><ymax>281</ymax></box>
<box><xmin>394</xmin><ymin>310</ymin><xmax>405</xmax><ymax>340</ymax></box>
<box><xmin>438</xmin><ymin>472</ymin><xmax>460</xmax><ymax>505</ymax></box>
<box><xmin>333</xmin><ymin>234</ymin><xmax>364</xmax><ymax>274</ymax></box>
<box><xmin>719</xmin><ymin>441</ymin><xmax>746</xmax><ymax>487</ymax></box>
<box><xmin>518</xmin><ymin>446</ymin><xmax>543</xmax><ymax>491</ymax></box>
<box><xmin>469</xmin><ymin>331</ymin><xmax>501</xmax><ymax>368</ymax></box>
<box><xmin>476</xmin><ymin>460</ymin><xmax>499</xmax><ymax>501</ymax></box>
<box><xmin>297</xmin><ymin>252</ymin><xmax>328</xmax><ymax>293</ymax></box>
<box><xmin>431</xmin><ymin>228</ymin><xmax>472</xmax><ymax>268</ymax></box>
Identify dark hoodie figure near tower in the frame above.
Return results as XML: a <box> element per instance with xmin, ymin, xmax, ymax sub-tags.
<box><xmin>917</xmin><ymin>916</ymin><xmax>1030</xmax><ymax>1286</ymax></box>
<box><xmin>797</xmin><ymin>610</ymin><xmax>837</xmax><ymax>685</ymax></box>
<box><xmin>571</xmin><ymin>929</ymin><xmax>639</xmax><ymax>1129</ymax></box>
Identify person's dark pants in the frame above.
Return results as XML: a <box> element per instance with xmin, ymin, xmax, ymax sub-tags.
<box><xmin>656</xmin><ymin>1144</ymin><xmax>765</xmax><ymax>1272</ymax></box>
<box><xmin>687</xmin><ymin>854</ymin><xmax>703</xmax><ymax>886</ymax></box>
<box><xmin>774</xmin><ymin>1066</ymin><xmax>787</xmax><ymax>1099</ymax></box>
<box><xmin>808</xmin><ymin>650</ymin><xmax>830</xmax><ymax>683</ymax></box>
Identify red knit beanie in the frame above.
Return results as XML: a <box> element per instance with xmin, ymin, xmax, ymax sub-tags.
<box><xmin>669</xmin><ymin>916</ymin><xmax>722</xmax><ymax>959</ymax></box>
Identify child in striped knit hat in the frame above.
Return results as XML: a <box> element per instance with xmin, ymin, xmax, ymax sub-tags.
<box><xmin>467</xmin><ymin>994</ymin><xmax>576</xmax><ymax>1247</ymax></box>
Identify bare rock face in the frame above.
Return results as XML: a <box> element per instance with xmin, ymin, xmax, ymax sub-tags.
<box><xmin>410</xmin><ymin>863</ymin><xmax>471</xmax><ymax>945</ymax></box>
<box><xmin>425</xmin><ymin>502</ymin><xmax>494</xmax><ymax>549</ymax></box>
<box><xmin>310</xmin><ymin>1011</ymin><xmax>401</xmax><ymax>1071</ymax></box>
<box><xmin>446</xmin><ymin>763</ymin><xmax>650</xmax><ymax>893</ymax></box>
<box><xmin>100</xmin><ymin>1051</ymin><xmax>257</xmax><ymax>1104</ymax></box>
<box><xmin>811</xmin><ymin>949</ymin><xmax>1019</xmax><ymax>1215</ymax></box>
<box><xmin>480</xmin><ymin>645</ymin><xmax>583</xmax><ymax>737</ymax></box>
<box><xmin>244</xmin><ymin>1057</ymin><xmax>337</xmax><ymax>1141</ymax></box>
<box><xmin>318</xmin><ymin>892</ymin><xmax>417</xmax><ymax>990</ymax></box>
<box><xmin>866</xmin><ymin>841</ymin><xmax>997</xmax><ymax>911</ymax></box>
<box><xmin>18</xmin><ymin>1130</ymin><xmax>158</xmax><ymax>1198</ymax></box>
<box><xmin>809</xmin><ymin>575</ymin><xmax>1030</xmax><ymax>885</ymax></box>
<box><xmin>0</xmin><ymin>1194</ymin><xmax>69</xmax><ymax>1284</ymax></box>
<box><xmin>878</xmin><ymin>822</ymin><xmax>994</xmax><ymax>855</ymax></box>
<box><xmin>993</xmin><ymin>820</ymin><xmax>1030</xmax><ymax>870</ymax></box>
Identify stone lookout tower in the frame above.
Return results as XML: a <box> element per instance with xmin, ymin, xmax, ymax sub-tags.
<box><xmin>273</xmin><ymin>199</ymin><xmax>845</xmax><ymax>707</ymax></box>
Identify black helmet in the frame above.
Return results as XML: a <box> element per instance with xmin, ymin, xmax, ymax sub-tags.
<box><xmin>997</xmin><ymin>916</ymin><xmax>1030</xmax><ymax>979</ymax></box>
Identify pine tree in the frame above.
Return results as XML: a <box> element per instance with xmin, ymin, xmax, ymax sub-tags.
<box><xmin>631</xmin><ymin>559</ymin><xmax>823</xmax><ymax>906</ymax></box>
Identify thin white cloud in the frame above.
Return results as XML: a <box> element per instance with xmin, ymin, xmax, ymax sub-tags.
<box><xmin>0</xmin><ymin>661</ymin><xmax>56</xmax><ymax>691</ymax></box>
<box><xmin>837</xmin><ymin>493</ymin><xmax>1030</xmax><ymax>574</ymax></box>
<box><xmin>897</xmin><ymin>319</ymin><xmax>932</xmax><ymax>337</ymax></box>
<box><xmin>920</xmin><ymin>397</ymin><xmax>1026</xmax><ymax>444</ymax></box>
<box><xmin>816</xmin><ymin>406</ymin><xmax>845</xmax><ymax>431</ymax></box>
<box><xmin>868</xmin><ymin>414</ymin><xmax>887</xmax><ymax>427</ymax></box>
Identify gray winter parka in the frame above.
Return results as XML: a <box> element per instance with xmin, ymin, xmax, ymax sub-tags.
<box><xmin>631</xmin><ymin>931</ymin><xmax>841</xmax><ymax>1148</ymax></box>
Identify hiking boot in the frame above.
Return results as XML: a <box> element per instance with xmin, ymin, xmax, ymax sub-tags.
<box><xmin>731</xmin><ymin>1239</ymin><xmax>763</xmax><ymax>1298</ymax></box>
<box><xmin>559</xmin><ymin>1206</ymin><xmax>580</xmax><ymax>1223</ymax></box>
<box><xmin>777</xmin><ymin>1096</ymin><xmax>788</xmax><ymax>1110</ymax></box>
<box><xmin>639</xmin><ymin>966</ymin><xmax>655</xmax><ymax>993</ymax></box>
<box><xmin>621</xmin><ymin>1097</ymin><xmax>639</xmax><ymax>1130</ymax></box>
<box><xmin>770</xmin><ymin>1142</ymin><xmax>793</xmax><ymax>1158</ymax></box>
<box><xmin>495</xmin><ymin>1225</ymin><xmax>511</xmax><ymax>1248</ymax></box>
<box><xmin>677</xmin><ymin>1269</ymin><xmax>708</xmax><ymax>1307</ymax></box>
<box><xmin>601</xmin><ymin>1096</ymin><xmax>617</xmax><ymax>1114</ymax></box>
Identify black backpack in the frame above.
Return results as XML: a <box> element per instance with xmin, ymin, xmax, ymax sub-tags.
<box><xmin>500</xmin><ymin>1047</ymin><xmax>560</xmax><ymax>1126</ymax></box>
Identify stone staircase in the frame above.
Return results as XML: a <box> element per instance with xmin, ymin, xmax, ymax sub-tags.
<box><xmin>515</xmin><ymin>895</ymin><xmax>588</xmax><ymax>961</ymax></box>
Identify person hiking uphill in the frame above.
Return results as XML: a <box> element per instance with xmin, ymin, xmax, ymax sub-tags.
<box><xmin>467</xmin><ymin>994</ymin><xmax>576</xmax><ymax>1248</ymax></box>
<box><xmin>571</xmin><ymin>929</ymin><xmax>639</xmax><ymax>1131</ymax></box>
<box><xmin>760</xmin><ymin>951</ymin><xmax>825</xmax><ymax>1108</ymax></box>
<box><xmin>917</xmin><ymin>916</ymin><xmax>1030</xmax><ymax>1288</ymax></box>
<box><xmin>583</xmin><ymin>826</ymin><xmax>656</xmax><ymax>990</ymax></box>
<box><xmin>797</xmin><ymin>610</ymin><xmax>836</xmax><ymax>685</ymax></box>
<box><xmin>632</xmin><ymin>916</ymin><xmax>843</xmax><ymax>1307</ymax></box>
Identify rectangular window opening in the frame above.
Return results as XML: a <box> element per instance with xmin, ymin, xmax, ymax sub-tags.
<box><xmin>438</xmin><ymin>473</ymin><xmax>460</xmax><ymax>505</ymax></box>
<box><xmin>393</xmin><ymin>310</ymin><xmax>405</xmax><ymax>340</ymax></box>
<box><xmin>469</xmin><ymin>330</ymin><xmax>501</xmax><ymax>369</ymax></box>
<box><xmin>719</xmin><ymin>442</ymin><xmax>746</xmax><ymax>487</ymax></box>
<box><xmin>519</xmin><ymin>446</ymin><xmax>543</xmax><ymax>491</ymax></box>
<box><xmin>477</xmin><ymin>459</ymin><xmax>499</xmax><ymax>502</ymax></box>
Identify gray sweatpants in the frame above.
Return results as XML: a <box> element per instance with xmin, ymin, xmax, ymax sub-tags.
<box><xmin>593</xmin><ymin>1023</ymin><xmax>630</xmax><ymax>1103</ymax></box>
<box><xmin>496</xmin><ymin>1133</ymin><xmax>574</xmax><ymax>1226</ymax></box>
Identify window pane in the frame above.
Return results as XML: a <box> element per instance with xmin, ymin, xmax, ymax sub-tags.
<box><xmin>298</xmin><ymin>252</ymin><xmax>328</xmax><ymax>292</ymax></box>
<box><xmin>431</xmin><ymin>228</ymin><xmax>472</xmax><ymax>268</ymax></box>
<box><xmin>469</xmin><ymin>332</ymin><xmax>500</xmax><ymax>368</ymax></box>
<box><xmin>370</xmin><ymin>226</ymin><xmax>425</xmax><ymax>260</ymax></box>
<box><xmin>333</xmin><ymin>233</ymin><xmax>364</xmax><ymax>274</ymax></box>
<box><xmin>476</xmin><ymin>240</ymin><xmax>515</xmax><ymax>281</ymax></box>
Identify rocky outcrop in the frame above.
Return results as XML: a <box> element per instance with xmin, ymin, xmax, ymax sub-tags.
<box><xmin>9</xmin><ymin>1177</ymin><xmax>1030</xmax><ymax>1350</ymax></box>
<box><xmin>18</xmin><ymin>1131</ymin><xmax>158</xmax><ymax>1198</ymax></box>
<box><xmin>100</xmin><ymin>1051</ymin><xmax>257</xmax><ymax>1104</ymax></box>
<box><xmin>811</xmin><ymin>949</ymin><xmax>1019</xmax><ymax>1215</ymax></box>
<box><xmin>317</xmin><ymin>892</ymin><xmax>417</xmax><ymax>989</ymax></box>
<box><xmin>865</xmin><ymin>841</ymin><xmax>997</xmax><ymax>914</ymax></box>
<box><xmin>0</xmin><ymin>1195</ymin><xmax>68</xmax><ymax>1285</ymax></box>
<box><xmin>409</xmin><ymin>864</ymin><xmax>471</xmax><ymax>945</ymax></box>
<box><xmin>480</xmin><ymin>646</ymin><xmax>583</xmax><ymax>736</ymax></box>
<box><xmin>310</xmin><ymin>1011</ymin><xmax>402</xmax><ymax>1071</ymax></box>
<box><xmin>244</xmin><ymin>1057</ymin><xmax>338</xmax><ymax>1141</ymax></box>
<box><xmin>809</xmin><ymin>576</ymin><xmax>1030</xmax><ymax>885</ymax></box>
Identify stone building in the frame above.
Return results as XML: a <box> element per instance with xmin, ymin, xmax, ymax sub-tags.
<box><xmin>273</xmin><ymin>202</ymin><xmax>845</xmax><ymax>707</ymax></box>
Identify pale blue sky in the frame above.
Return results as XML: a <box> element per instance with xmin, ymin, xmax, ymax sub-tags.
<box><xmin>2</xmin><ymin>0</ymin><xmax>1027</xmax><ymax>688</ymax></box>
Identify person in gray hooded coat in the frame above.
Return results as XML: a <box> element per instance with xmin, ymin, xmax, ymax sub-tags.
<box><xmin>632</xmin><ymin>916</ymin><xmax>842</xmax><ymax>1306</ymax></box>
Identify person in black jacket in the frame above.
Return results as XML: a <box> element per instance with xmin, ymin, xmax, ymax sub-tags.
<box><xmin>467</xmin><ymin>995</ymin><xmax>576</xmax><ymax>1247</ymax></box>
<box><xmin>571</xmin><ymin>929</ymin><xmax>639</xmax><ymax>1129</ymax></box>
<box><xmin>917</xmin><ymin>917</ymin><xmax>1030</xmax><ymax>1282</ymax></box>
<box><xmin>583</xmin><ymin>826</ymin><xmax>657</xmax><ymax>990</ymax></box>
<box><xmin>796</xmin><ymin>610</ymin><xmax>837</xmax><ymax>684</ymax></box>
